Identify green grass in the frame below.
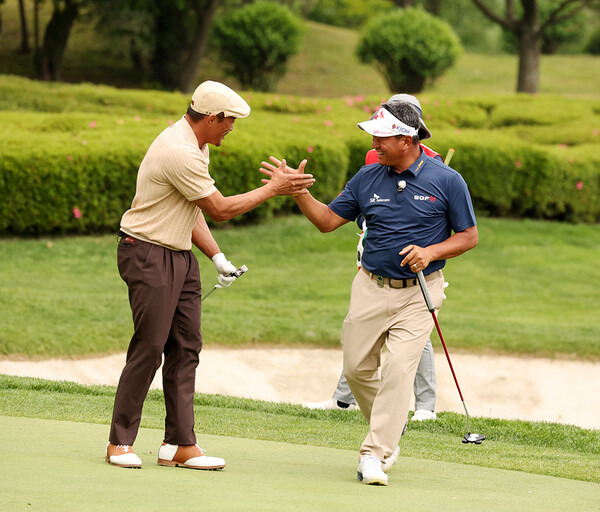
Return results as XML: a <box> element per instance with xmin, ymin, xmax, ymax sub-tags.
<box><xmin>1</xmin><ymin>216</ymin><xmax>599</xmax><ymax>359</ymax></box>
<box><xmin>4</xmin><ymin>416</ymin><xmax>600</xmax><ymax>512</ymax></box>
<box><xmin>1</xmin><ymin>375</ymin><xmax>599</xmax><ymax>484</ymax></box>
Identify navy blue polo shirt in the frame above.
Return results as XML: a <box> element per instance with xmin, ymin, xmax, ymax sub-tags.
<box><xmin>329</xmin><ymin>150</ymin><xmax>476</xmax><ymax>279</ymax></box>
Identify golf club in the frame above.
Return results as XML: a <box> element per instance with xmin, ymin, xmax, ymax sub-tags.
<box><xmin>202</xmin><ymin>264</ymin><xmax>248</xmax><ymax>302</ymax></box>
<box><xmin>416</xmin><ymin>270</ymin><xmax>485</xmax><ymax>444</ymax></box>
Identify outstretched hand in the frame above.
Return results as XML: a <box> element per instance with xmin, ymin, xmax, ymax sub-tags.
<box><xmin>259</xmin><ymin>156</ymin><xmax>313</xmax><ymax>196</ymax></box>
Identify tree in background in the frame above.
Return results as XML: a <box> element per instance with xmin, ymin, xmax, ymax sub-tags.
<box><xmin>21</xmin><ymin>0</ymin><xmax>220</xmax><ymax>90</ymax></box>
<box><xmin>418</xmin><ymin>0</ymin><xmax>505</xmax><ymax>52</ymax></box>
<box><xmin>35</xmin><ymin>0</ymin><xmax>82</xmax><ymax>81</ymax></box>
<box><xmin>93</xmin><ymin>0</ymin><xmax>220</xmax><ymax>93</ymax></box>
<box><xmin>93</xmin><ymin>2</ymin><xmax>154</xmax><ymax>77</ymax></box>
<box><xmin>501</xmin><ymin>1</ymin><xmax>589</xmax><ymax>54</ymax></box>
<box><xmin>151</xmin><ymin>0</ymin><xmax>220</xmax><ymax>93</ymax></box>
<box><xmin>356</xmin><ymin>7</ymin><xmax>462</xmax><ymax>93</ymax></box>
<box><xmin>18</xmin><ymin>0</ymin><xmax>29</xmax><ymax>52</ymax></box>
<box><xmin>212</xmin><ymin>1</ymin><xmax>304</xmax><ymax>91</ymax></box>
<box><xmin>470</xmin><ymin>0</ymin><xmax>596</xmax><ymax>92</ymax></box>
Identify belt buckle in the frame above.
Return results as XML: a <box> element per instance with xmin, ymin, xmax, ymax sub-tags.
<box><xmin>376</xmin><ymin>275</ymin><xmax>384</xmax><ymax>288</ymax></box>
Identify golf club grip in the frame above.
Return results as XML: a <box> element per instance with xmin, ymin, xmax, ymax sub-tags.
<box><xmin>416</xmin><ymin>271</ymin><xmax>435</xmax><ymax>312</ymax></box>
<box><xmin>444</xmin><ymin>148</ymin><xmax>455</xmax><ymax>166</ymax></box>
<box><xmin>230</xmin><ymin>265</ymin><xmax>248</xmax><ymax>278</ymax></box>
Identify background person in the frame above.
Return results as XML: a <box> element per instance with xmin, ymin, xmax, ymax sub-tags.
<box><xmin>303</xmin><ymin>94</ymin><xmax>442</xmax><ymax>422</ymax></box>
<box><xmin>106</xmin><ymin>80</ymin><xmax>315</xmax><ymax>470</ymax></box>
<box><xmin>261</xmin><ymin>101</ymin><xmax>477</xmax><ymax>486</ymax></box>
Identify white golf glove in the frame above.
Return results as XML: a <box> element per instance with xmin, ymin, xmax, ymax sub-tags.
<box><xmin>212</xmin><ymin>252</ymin><xmax>237</xmax><ymax>288</ymax></box>
<box><xmin>443</xmin><ymin>281</ymin><xmax>449</xmax><ymax>300</ymax></box>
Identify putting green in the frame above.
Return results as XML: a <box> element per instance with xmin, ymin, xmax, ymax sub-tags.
<box><xmin>1</xmin><ymin>415</ymin><xmax>598</xmax><ymax>511</ymax></box>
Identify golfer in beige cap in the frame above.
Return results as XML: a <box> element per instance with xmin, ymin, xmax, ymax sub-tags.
<box><xmin>106</xmin><ymin>80</ymin><xmax>314</xmax><ymax>470</ymax></box>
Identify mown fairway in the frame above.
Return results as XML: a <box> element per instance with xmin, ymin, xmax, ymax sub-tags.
<box><xmin>1</xmin><ymin>216</ymin><xmax>599</xmax><ymax>359</ymax></box>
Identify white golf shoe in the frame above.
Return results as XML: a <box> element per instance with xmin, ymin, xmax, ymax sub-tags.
<box><xmin>302</xmin><ymin>398</ymin><xmax>358</xmax><ymax>411</ymax></box>
<box><xmin>158</xmin><ymin>443</ymin><xmax>225</xmax><ymax>470</ymax></box>
<box><xmin>412</xmin><ymin>409</ymin><xmax>437</xmax><ymax>421</ymax></box>
<box><xmin>382</xmin><ymin>445</ymin><xmax>400</xmax><ymax>473</ymax></box>
<box><xmin>357</xmin><ymin>455</ymin><xmax>388</xmax><ymax>486</ymax></box>
<box><xmin>105</xmin><ymin>442</ymin><xmax>142</xmax><ymax>468</ymax></box>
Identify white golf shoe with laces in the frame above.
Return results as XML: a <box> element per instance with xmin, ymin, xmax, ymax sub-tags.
<box><xmin>357</xmin><ymin>455</ymin><xmax>388</xmax><ymax>485</ymax></box>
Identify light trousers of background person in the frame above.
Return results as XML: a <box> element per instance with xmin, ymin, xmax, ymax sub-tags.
<box><xmin>109</xmin><ymin>236</ymin><xmax>202</xmax><ymax>446</ymax></box>
<box><xmin>342</xmin><ymin>269</ymin><xmax>445</xmax><ymax>461</ymax></box>
<box><xmin>333</xmin><ymin>338</ymin><xmax>436</xmax><ymax>412</ymax></box>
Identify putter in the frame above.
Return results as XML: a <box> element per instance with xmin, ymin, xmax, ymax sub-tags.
<box><xmin>416</xmin><ymin>271</ymin><xmax>485</xmax><ymax>444</ymax></box>
<box><xmin>202</xmin><ymin>265</ymin><xmax>248</xmax><ymax>302</ymax></box>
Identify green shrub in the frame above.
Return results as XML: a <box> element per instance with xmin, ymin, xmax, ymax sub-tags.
<box><xmin>488</xmin><ymin>95</ymin><xmax>595</xmax><ymax>127</ymax></box>
<box><xmin>429</xmin><ymin>130</ymin><xmax>600</xmax><ymax>222</ymax></box>
<box><xmin>356</xmin><ymin>8</ymin><xmax>462</xmax><ymax>93</ymax></box>
<box><xmin>212</xmin><ymin>2</ymin><xmax>304</xmax><ymax>92</ymax></box>
<box><xmin>1</xmin><ymin>76</ymin><xmax>599</xmax><ymax>235</ymax></box>
<box><xmin>0</xmin><ymin>106</ymin><xmax>351</xmax><ymax>234</ymax></box>
<box><xmin>419</xmin><ymin>97</ymin><xmax>490</xmax><ymax>129</ymax></box>
<box><xmin>0</xmin><ymin>75</ymin><xmax>186</xmax><ymax>115</ymax></box>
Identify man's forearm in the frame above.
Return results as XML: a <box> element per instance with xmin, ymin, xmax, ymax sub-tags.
<box><xmin>196</xmin><ymin>186</ymin><xmax>276</xmax><ymax>223</ymax></box>
<box><xmin>191</xmin><ymin>213</ymin><xmax>220</xmax><ymax>258</ymax></box>
<box><xmin>428</xmin><ymin>226</ymin><xmax>479</xmax><ymax>261</ymax></box>
<box><xmin>294</xmin><ymin>192</ymin><xmax>347</xmax><ymax>233</ymax></box>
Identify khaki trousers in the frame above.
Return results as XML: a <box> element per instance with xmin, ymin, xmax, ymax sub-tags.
<box><xmin>341</xmin><ymin>268</ymin><xmax>444</xmax><ymax>461</ymax></box>
<box><xmin>109</xmin><ymin>235</ymin><xmax>202</xmax><ymax>446</ymax></box>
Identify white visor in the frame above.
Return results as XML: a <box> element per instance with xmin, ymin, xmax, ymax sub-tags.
<box><xmin>357</xmin><ymin>108</ymin><xmax>419</xmax><ymax>138</ymax></box>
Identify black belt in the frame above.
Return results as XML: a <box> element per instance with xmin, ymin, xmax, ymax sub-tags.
<box><xmin>362</xmin><ymin>266</ymin><xmax>418</xmax><ymax>288</ymax></box>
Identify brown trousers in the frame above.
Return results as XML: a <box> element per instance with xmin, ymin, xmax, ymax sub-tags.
<box><xmin>109</xmin><ymin>235</ymin><xmax>202</xmax><ymax>446</ymax></box>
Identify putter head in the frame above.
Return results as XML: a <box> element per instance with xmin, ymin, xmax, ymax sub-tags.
<box><xmin>463</xmin><ymin>433</ymin><xmax>485</xmax><ymax>444</ymax></box>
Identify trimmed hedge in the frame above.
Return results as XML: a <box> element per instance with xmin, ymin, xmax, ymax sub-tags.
<box><xmin>430</xmin><ymin>131</ymin><xmax>600</xmax><ymax>222</ymax></box>
<box><xmin>0</xmin><ymin>75</ymin><xmax>599</xmax><ymax>235</ymax></box>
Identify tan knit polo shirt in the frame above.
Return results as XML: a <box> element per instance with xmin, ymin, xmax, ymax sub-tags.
<box><xmin>120</xmin><ymin>116</ymin><xmax>217</xmax><ymax>250</ymax></box>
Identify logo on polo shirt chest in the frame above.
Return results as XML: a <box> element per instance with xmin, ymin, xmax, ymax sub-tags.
<box><xmin>370</xmin><ymin>193</ymin><xmax>390</xmax><ymax>203</ymax></box>
<box><xmin>414</xmin><ymin>195</ymin><xmax>437</xmax><ymax>202</ymax></box>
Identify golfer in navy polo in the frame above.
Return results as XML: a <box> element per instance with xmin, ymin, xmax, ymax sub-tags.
<box><xmin>260</xmin><ymin>101</ymin><xmax>478</xmax><ymax>486</ymax></box>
